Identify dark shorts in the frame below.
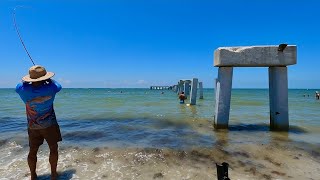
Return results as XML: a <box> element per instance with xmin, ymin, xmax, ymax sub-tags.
<box><xmin>28</xmin><ymin>124</ymin><xmax>62</xmax><ymax>147</ymax></box>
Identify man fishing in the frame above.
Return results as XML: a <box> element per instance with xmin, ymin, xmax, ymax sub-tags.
<box><xmin>16</xmin><ymin>65</ymin><xmax>62</xmax><ymax>180</ymax></box>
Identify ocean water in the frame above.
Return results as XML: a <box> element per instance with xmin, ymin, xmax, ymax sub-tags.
<box><xmin>0</xmin><ymin>88</ymin><xmax>319</xmax><ymax>179</ymax></box>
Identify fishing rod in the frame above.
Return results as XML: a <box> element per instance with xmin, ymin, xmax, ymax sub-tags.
<box><xmin>13</xmin><ymin>6</ymin><xmax>36</xmax><ymax>66</ymax></box>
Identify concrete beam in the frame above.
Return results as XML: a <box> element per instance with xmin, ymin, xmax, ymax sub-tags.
<box><xmin>214</xmin><ymin>45</ymin><xmax>297</xmax><ymax>67</ymax></box>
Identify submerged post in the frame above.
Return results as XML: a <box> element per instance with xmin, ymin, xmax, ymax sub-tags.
<box><xmin>214</xmin><ymin>67</ymin><xmax>233</xmax><ymax>128</ymax></box>
<box><xmin>190</xmin><ymin>78</ymin><xmax>198</xmax><ymax>105</ymax></box>
<box><xmin>199</xmin><ymin>82</ymin><xmax>204</xmax><ymax>99</ymax></box>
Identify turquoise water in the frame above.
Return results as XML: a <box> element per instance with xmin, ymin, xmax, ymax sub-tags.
<box><xmin>1</xmin><ymin>88</ymin><xmax>319</xmax><ymax>147</ymax></box>
<box><xmin>0</xmin><ymin>88</ymin><xmax>319</xmax><ymax>179</ymax></box>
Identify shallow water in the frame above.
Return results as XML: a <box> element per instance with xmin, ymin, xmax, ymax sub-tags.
<box><xmin>0</xmin><ymin>88</ymin><xmax>319</xmax><ymax>179</ymax></box>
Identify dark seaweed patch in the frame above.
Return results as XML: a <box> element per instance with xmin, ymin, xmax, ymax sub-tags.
<box><xmin>0</xmin><ymin>139</ymin><xmax>8</xmax><ymax>146</ymax></box>
<box><xmin>153</xmin><ymin>172</ymin><xmax>164</xmax><ymax>179</ymax></box>
<box><xmin>271</xmin><ymin>170</ymin><xmax>286</xmax><ymax>176</ymax></box>
<box><xmin>264</xmin><ymin>156</ymin><xmax>281</xmax><ymax>166</ymax></box>
<box><xmin>190</xmin><ymin>150</ymin><xmax>210</xmax><ymax>159</ymax></box>
<box><xmin>262</xmin><ymin>174</ymin><xmax>272</xmax><ymax>180</ymax></box>
<box><xmin>232</xmin><ymin>151</ymin><xmax>250</xmax><ymax>158</ymax></box>
<box><xmin>63</xmin><ymin>131</ymin><xmax>105</xmax><ymax>141</ymax></box>
<box><xmin>245</xmin><ymin>167</ymin><xmax>257</xmax><ymax>175</ymax></box>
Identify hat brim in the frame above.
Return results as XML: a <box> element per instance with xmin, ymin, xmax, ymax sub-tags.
<box><xmin>22</xmin><ymin>72</ymin><xmax>55</xmax><ymax>82</ymax></box>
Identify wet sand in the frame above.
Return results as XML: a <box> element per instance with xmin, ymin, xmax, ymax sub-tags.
<box><xmin>1</xmin><ymin>137</ymin><xmax>319</xmax><ymax>180</ymax></box>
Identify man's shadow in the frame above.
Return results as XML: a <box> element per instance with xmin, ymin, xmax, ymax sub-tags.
<box><xmin>37</xmin><ymin>169</ymin><xmax>76</xmax><ymax>180</ymax></box>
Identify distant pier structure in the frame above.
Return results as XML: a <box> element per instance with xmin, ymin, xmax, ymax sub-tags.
<box><xmin>150</xmin><ymin>86</ymin><xmax>172</xmax><ymax>90</ymax></box>
<box><xmin>213</xmin><ymin>44</ymin><xmax>297</xmax><ymax>131</ymax></box>
<box><xmin>172</xmin><ymin>78</ymin><xmax>204</xmax><ymax>105</ymax></box>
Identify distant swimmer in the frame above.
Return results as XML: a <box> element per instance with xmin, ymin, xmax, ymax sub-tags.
<box><xmin>316</xmin><ymin>91</ymin><xmax>320</xmax><ymax>100</ymax></box>
<box><xmin>179</xmin><ymin>92</ymin><xmax>186</xmax><ymax>104</ymax></box>
<box><xmin>161</xmin><ymin>91</ymin><xmax>164</xmax><ymax>94</ymax></box>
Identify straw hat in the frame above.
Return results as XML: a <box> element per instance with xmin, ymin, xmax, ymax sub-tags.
<box><xmin>22</xmin><ymin>65</ymin><xmax>54</xmax><ymax>82</ymax></box>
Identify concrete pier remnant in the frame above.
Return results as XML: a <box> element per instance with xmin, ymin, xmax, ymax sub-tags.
<box><xmin>174</xmin><ymin>79</ymin><xmax>202</xmax><ymax>105</ymax></box>
<box><xmin>172</xmin><ymin>85</ymin><xmax>177</xmax><ymax>92</ymax></box>
<box><xmin>179</xmin><ymin>80</ymin><xmax>184</xmax><ymax>94</ymax></box>
<box><xmin>214</xmin><ymin>67</ymin><xmax>233</xmax><ymax>129</ymax></box>
<box><xmin>269</xmin><ymin>67</ymin><xmax>289</xmax><ymax>131</ymax></box>
<box><xmin>199</xmin><ymin>82</ymin><xmax>204</xmax><ymax>99</ymax></box>
<box><xmin>213</xmin><ymin>44</ymin><xmax>297</xmax><ymax>131</ymax></box>
<box><xmin>150</xmin><ymin>86</ymin><xmax>172</xmax><ymax>90</ymax></box>
<box><xmin>190</xmin><ymin>78</ymin><xmax>198</xmax><ymax>105</ymax></box>
<box><xmin>184</xmin><ymin>80</ymin><xmax>191</xmax><ymax>97</ymax></box>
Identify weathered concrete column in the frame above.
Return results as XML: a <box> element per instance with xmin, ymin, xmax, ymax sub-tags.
<box><xmin>184</xmin><ymin>81</ymin><xmax>190</xmax><ymax>97</ymax></box>
<box><xmin>177</xmin><ymin>81</ymin><xmax>183</xmax><ymax>94</ymax></box>
<box><xmin>176</xmin><ymin>83</ymin><xmax>180</xmax><ymax>93</ymax></box>
<box><xmin>190</xmin><ymin>78</ymin><xmax>198</xmax><ymax>105</ymax></box>
<box><xmin>199</xmin><ymin>82</ymin><xmax>204</xmax><ymax>99</ymax></box>
<box><xmin>214</xmin><ymin>67</ymin><xmax>233</xmax><ymax>129</ymax></box>
<box><xmin>269</xmin><ymin>67</ymin><xmax>289</xmax><ymax>131</ymax></box>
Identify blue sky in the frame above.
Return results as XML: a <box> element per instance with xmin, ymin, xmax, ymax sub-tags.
<box><xmin>1</xmin><ymin>0</ymin><xmax>319</xmax><ymax>88</ymax></box>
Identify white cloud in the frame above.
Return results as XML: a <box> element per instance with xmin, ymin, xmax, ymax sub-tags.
<box><xmin>137</xmin><ymin>80</ymin><xmax>148</xmax><ymax>85</ymax></box>
<box><xmin>58</xmin><ymin>78</ymin><xmax>71</xmax><ymax>84</ymax></box>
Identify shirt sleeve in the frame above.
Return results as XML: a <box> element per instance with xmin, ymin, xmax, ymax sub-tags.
<box><xmin>51</xmin><ymin>79</ymin><xmax>62</xmax><ymax>92</ymax></box>
<box><xmin>15</xmin><ymin>83</ymin><xmax>23</xmax><ymax>94</ymax></box>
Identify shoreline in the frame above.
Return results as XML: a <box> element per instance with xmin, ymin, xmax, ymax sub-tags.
<box><xmin>1</xmin><ymin>137</ymin><xmax>319</xmax><ymax>180</ymax></box>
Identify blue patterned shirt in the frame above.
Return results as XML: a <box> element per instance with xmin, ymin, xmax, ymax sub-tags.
<box><xmin>16</xmin><ymin>79</ymin><xmax>62</xmax><ymax>129</ymax></box>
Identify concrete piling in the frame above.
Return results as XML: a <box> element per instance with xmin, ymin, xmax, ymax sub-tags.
<box><xmin>190</xmin><ymin>78</ymin><xmax>198</xmax><ymax>105</ymax></box>
<box><xmin>269</xmin><ymin>67</ymin><xmax>289</xmax><ymax>131</ymax></box>
<box><xmin>184</xmin><ymin>80</ymin><xmax>190</xmax><ymax>98</ymax></box>
<box><xmin>214</xmin><ymin>67</ymin><xmax>233</xmax><ymax>129</ymax></box>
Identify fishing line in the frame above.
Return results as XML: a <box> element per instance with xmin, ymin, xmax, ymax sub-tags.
<box><xmin>13</xmin><ymin>6</ymin><xmax>36</xmax><ymax>65</ymax></box>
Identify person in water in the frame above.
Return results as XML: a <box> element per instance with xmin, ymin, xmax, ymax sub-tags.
<box><xmin>179</xmin><ymin>91</ymin><xmax>186</xmax><ymax>104</ymax></box>
<box><xmin>316</xmin><ymin>91</ymin><xmax>320</xmax><ymax>100</ymax></box>
<box><xmin>16</xmin><ymin>65</ymin><xmax>62</xmax><ymax>180</ymax></box>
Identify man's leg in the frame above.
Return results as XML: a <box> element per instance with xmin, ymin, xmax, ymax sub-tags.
<box><xmin>44</xmin><ymin>124</ymin><xmax>62</xmax><ymax>180</ymax></box>
<box><xmin>28</xmin><ymin>145</ymin><xmax>40</xmax><ymax>180</ymax></box>
<box><xmin>49</xmin><ymin>143</ymin><xmax>58</xmax><ymax>180</ymax></box>
<box><xmin>28</xmin><ymin>128</ymin><xmax>43</xmax><ymax>180</ymax></box>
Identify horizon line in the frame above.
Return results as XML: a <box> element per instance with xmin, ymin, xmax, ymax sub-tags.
<box><xmin>0</xmin><ymin>87</ymin><xmax>318</xmax><ymax>90</ymax></box>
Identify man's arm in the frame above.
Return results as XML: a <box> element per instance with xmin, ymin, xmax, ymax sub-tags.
<box><xmin>15</xmin><ymin>81</ymin><xmax>28</xmax><ymax>93</ymax></box>
<box><xmin>51</xmin><ymin>79</ymin><xmax>62</xmax><ymax>92</ymax></box>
